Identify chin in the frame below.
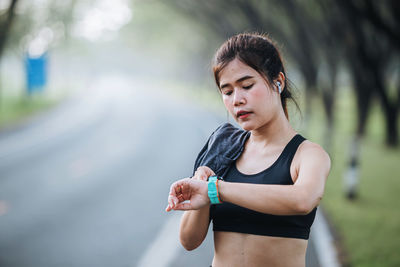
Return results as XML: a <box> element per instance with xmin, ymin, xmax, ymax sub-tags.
<box><xmin>237</xmin><ymin>121</ymin><xmax>256</xmax><ymax>131</ymax></box>
<box><xmin>238</xmin><ymin>118</ymin><xmax>270</xmax><ymax>132</ymax></box>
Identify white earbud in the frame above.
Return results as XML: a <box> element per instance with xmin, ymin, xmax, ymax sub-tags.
<box><xmin>277</xmin><ymin>82</ymin><xmax>282</xmax><ymax>94</ymax></box>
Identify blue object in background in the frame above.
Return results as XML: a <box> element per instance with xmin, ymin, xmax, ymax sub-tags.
<box><xmin>25</xmin><ymin>53</ymin><xmax>47</xmax><ymax>94</ymax></box>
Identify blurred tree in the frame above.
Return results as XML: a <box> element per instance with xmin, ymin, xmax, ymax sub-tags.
<box><xmin>0</xmin><ymin>0</ymin><xmax>18</xmax><ymax>59</ymax></box>
<box><xmin>0</xmin><ymin>0</ymin><xmax>80</xmax><ymax>101</ymax></box>
<box><xmin>7</xmin><ymin>1</ymin><xmax>80</xmax><ymax>54</ymax></box>
<box><xmin>318</xmin><ymin>0</ymin><xmax>400</xmax><ymax>199</ymax></box>
<box><xmin>0</xmin><ymin>0</ymin><xmax>19</xmax><ymax>103</ymax></box>
<box><xmin>336</xmin><ymin>0</ymin><xmax>399</xmax><ymax>147</ymax></box>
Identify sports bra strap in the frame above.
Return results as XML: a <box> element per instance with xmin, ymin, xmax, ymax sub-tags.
<box><xmin>279</xmin><ymin>134</ymin><xmax>306</xmax><ymax>166</ymax></box>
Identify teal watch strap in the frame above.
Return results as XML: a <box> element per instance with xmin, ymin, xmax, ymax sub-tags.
<box><xmin>207</xmin><ymin>176</ymin><xmax>222</xmax><ymax>204</ymax></box>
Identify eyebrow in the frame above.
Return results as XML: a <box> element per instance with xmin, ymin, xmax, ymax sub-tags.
<box><xmin>220</xmin><ymin>75</ymin><xmax>254</xmax><ymax>89</ymax></box>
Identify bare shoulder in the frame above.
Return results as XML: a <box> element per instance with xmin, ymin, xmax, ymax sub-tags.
<box><xmin>297</xmin><ymin>140</ymin><xmax>331</xmax><ymax>170</ymax></box>
<box><xmin>290</xmin><ymin>139</ymin><xmax>331</xmax><ymax>183</ymax></box>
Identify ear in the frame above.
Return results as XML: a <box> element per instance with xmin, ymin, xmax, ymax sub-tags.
<box><xmin>274</xmin><ymin>72</ymin><xmax>286</xmax><ymax>93</ymax></box>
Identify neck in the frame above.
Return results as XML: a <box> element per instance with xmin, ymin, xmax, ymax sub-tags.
<box><xmin>249</xmin><ymin>112</ymin><xmax>296</xmax><ymax>147</ymax></box>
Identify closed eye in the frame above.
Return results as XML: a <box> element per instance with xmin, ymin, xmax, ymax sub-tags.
<box><xmin>243</xmin><ymin>84</ymin><xmax>254</xmax><ymax>89</ymax></box>
<box><xmin>224</xmin><ymin>91</ymin><xmax>233</xmax><ymax>96</ymax></box>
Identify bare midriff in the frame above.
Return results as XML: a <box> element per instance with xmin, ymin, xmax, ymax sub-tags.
<box><xmin>212</xmin><ymin>231</ymin><xmax>307</xmax><ymax>267</ymax></box>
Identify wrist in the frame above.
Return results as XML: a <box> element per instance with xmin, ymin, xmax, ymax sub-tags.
<box><xmin>218</xmin><ymin>180</ymin><xmax>225</xmax><ymax>202</ymax></box>
<box><xmin>207</xmin><ymin>176</ymin><xmax>223</xmax><ymax>204</ymax></box>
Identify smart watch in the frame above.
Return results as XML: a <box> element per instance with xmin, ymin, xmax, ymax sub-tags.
<box><xmin>207</xmin><ymin>176</ymin><xmax>223</xmax><ymax>204</ymax></box>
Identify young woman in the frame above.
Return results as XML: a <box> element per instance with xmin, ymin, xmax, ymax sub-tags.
<box><xmin>166</xmin><ymin>33</ymin><xmax>331</xmax><ymax>267</ymax></box>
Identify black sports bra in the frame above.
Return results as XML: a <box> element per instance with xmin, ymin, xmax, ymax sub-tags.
<box><xmin>210</xmin><ymin>134</ymin><xmax>317</xmax><ymax>240</ymax></box>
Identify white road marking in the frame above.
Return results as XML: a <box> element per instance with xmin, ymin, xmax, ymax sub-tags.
<box><xmin>136</xmin><ymin>213</ymin><xmax>182</xmax><ymax>267</ymax></box>
<box><xmin>312</xmin><ymin>208</ymin><xmax>341</xmax><ymax>267</ymax></box>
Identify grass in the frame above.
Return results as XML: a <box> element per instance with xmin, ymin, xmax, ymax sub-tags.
<box><xmin>324</xmin><ymin>140</ymin><xmax>400</xmax><ymax>267</ymax></box>
<box><xmin>317</xmin><ymin>98</ymin><xmax>400</xmax><ymax>266</ymax></box>
<box><xmin>0</xmin><ymin>93</ymin><xmax>60</xmax><ymax>130</ymax></box>
<box><xmin>295</xmin><ymin>88</ymin><xmax>400</xmax><ymax>267</ymax></box>
<box><xmin>169</xmin><ymin>80</ymin><xmax>400</xmax><ymax>267</ymax></box>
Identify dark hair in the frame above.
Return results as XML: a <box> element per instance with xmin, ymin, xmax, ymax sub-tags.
<box><xmin>212</xmin><ymin>32</ymin><xmax>299</xmax><ymax>120</ymax></box>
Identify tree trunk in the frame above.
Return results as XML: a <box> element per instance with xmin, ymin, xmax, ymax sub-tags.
<box><xmin>372</xmin><ymin>67</ymin><xmax>399</xmax><ymax>147</ymax></box>
<box><xmin>0</xmin><ymin>0</ymin><xmax>19</xmax><ymax>108</ymax></box>
<box><xmin>302</xmin><ymin>78</ymin><xmax>317</xmax><ymax>136</ymax></box>
<box><xmin>321</xmin><ymin>61</ymin><xmax>338</xmax><ymax>155</ymax></box>
<box><xmin>384</xmin><ymin>105</ymin><xmax>399</xmax><ymax>146</ymax></box>
<box><xmin>323</xmin><ymin>113</ymin><xmax>334</xmax><ymax>155</ymax></box>
<box><xmin>343</xmin><ymin>53</ymin><xmax>373</xmax><ymax>200</ymax></box>
<box><xmin>344</xmin><ymin>134</ymin><xmax>361</xmax><ymax>200</ymax></box>
<box><xmin>0</xmin><ymin>0</ymin><xmax>18</xmax><ymax>60</ymax></box>
<box><xmin>321</xmin><ymin>84</ymin><xmax>335</xmax><ymax>154</ymax></box>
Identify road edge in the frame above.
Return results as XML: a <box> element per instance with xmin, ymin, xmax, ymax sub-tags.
<box><xmin>312</xmin><ymin>206</ymin><xmax>342</xmax><ymax>267</ymax></box>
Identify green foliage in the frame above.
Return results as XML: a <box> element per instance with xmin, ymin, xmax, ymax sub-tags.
<box><xmin>305</xmin><ymin>88</ymin><xmax>400</xmax><ymax>267</ymax></box>
<box><xmin>0</xmin><ymin>94</ymin><xmax>58</xmax><ymax>129</ymax></box>
<box><xmin>325</xmin><ymin>142</ymin><xmax>400</xmax><ymax>267</ymax></box>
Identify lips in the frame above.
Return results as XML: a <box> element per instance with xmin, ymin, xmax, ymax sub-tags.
<box><xmin>236</xmin><ymin>110</ymin><xmax>252</xmax><ymax>119</ymax></box>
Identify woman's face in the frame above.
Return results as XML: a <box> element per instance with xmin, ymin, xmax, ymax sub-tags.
<box><xmin>218</xmin><ymin>58</ymin><xmax>282</xmax><ymax>131</ymax></box>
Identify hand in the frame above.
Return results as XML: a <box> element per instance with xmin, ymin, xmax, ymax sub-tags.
<box><xmin>165</xmin><ymin>178</ymin><xmax>209</xmax><ymax>212</ymax></box>
<box><xmin>192</xmin><ymin>166</ymin><xmax>215</xmax><ymax>181</ymax></box>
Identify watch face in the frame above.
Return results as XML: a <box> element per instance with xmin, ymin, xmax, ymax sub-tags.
<box><xmin>208</xmin><ymin>175</ymin><xmax>217</xmax><ymax>181</ymax></box>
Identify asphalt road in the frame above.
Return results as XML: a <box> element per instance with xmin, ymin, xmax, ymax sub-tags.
<box><xmin>0</xmin><ymin>75</ymin><xmax>320</xmax><ymax>267</ymax></box>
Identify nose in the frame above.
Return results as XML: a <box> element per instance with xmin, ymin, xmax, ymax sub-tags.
<box><xmin>233</xmin><ymin>89</ymin><xmax>245</xmax><ymax>106</ymax></box>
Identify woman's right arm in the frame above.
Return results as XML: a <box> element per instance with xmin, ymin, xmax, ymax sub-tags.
<box><xmin>179</xmin><ymin>207</ymin><xmax>210</xmax><ymax>251</ymax></box>
<box><xmin>178</xmin><ymin>166</ymin><xmax>214</xmax><ymax>251</ymax></box>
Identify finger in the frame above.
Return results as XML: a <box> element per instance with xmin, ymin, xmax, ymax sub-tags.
<box><xmin>167</xmin><ymin>195</ymin><xmax>173</xmax><ymax>209</ymax></box>
<box><xmin>168</xmin><ymin>178</ymin><xmax>190</xmax><ymax>207</ymax></box>
<box><xmin>177</xmin><ymin>194</ymin><xmax>185</xmax><ymax>202</ymax></box>
<box><xmin>168</xmin><ymin>194</ymin><xmax>178</xmax><ymax>208</ymax></box>
<box><xmin>175</xmin><ymin>185</ymin><xmax>183</xmax><ymax>195</ymax></box>
<box><xmin>166</xmin><ymin>203</ymin><xmax>174</xmax><ymax>212</ymax></box>
<box><xmin>195</xmin><ymin>166</ymin><xmax>215</xmax><ymax>180</ymax></box>
<box><xmin>167</xmin><ymin>193</ymin><xmax>181</xmax><ymax>210</ymax></box>
<box><xmin>168</xmin><ymin>182</ymin><xmax>180</xmax><ymax>207</ymax></box>
<box><xmin>194</xmin><ymin>172</ymin><xmax>207</xmax><ymax>181</ymax></box>
<box><xmin>169</xmin><ymin>182</ymin><xmax>177</xmax><ymax>197</ymax></box>
<box><xmin>169</xmin><ymin>178</ymin><xmax>188</xmax><ymax>195</ymax></box>
<box><xmin>181</xmin><ymin>183</ymin><xmax>191</xmax><ymax>199</ymax></box>
<box><xmin>168</xmin><ymin>192</ymin><xmax>179</xmax><ymax>208</ymax></box>
<box><xmin>173</xmin><ymin>201</ymin><xmax>192</xmax><ymax>211</ymax></box>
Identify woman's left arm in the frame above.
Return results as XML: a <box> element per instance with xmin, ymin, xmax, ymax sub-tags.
<box><xmin>219</xmin><ymin>143</ymin><xmax>331</xmax><ymax>215</ymax></box>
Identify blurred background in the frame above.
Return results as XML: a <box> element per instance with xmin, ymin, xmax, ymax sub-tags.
<box><xmin>0</xmin><ymin>0</ymin><xmax>399</xmax><ymax>266</ymax></box>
